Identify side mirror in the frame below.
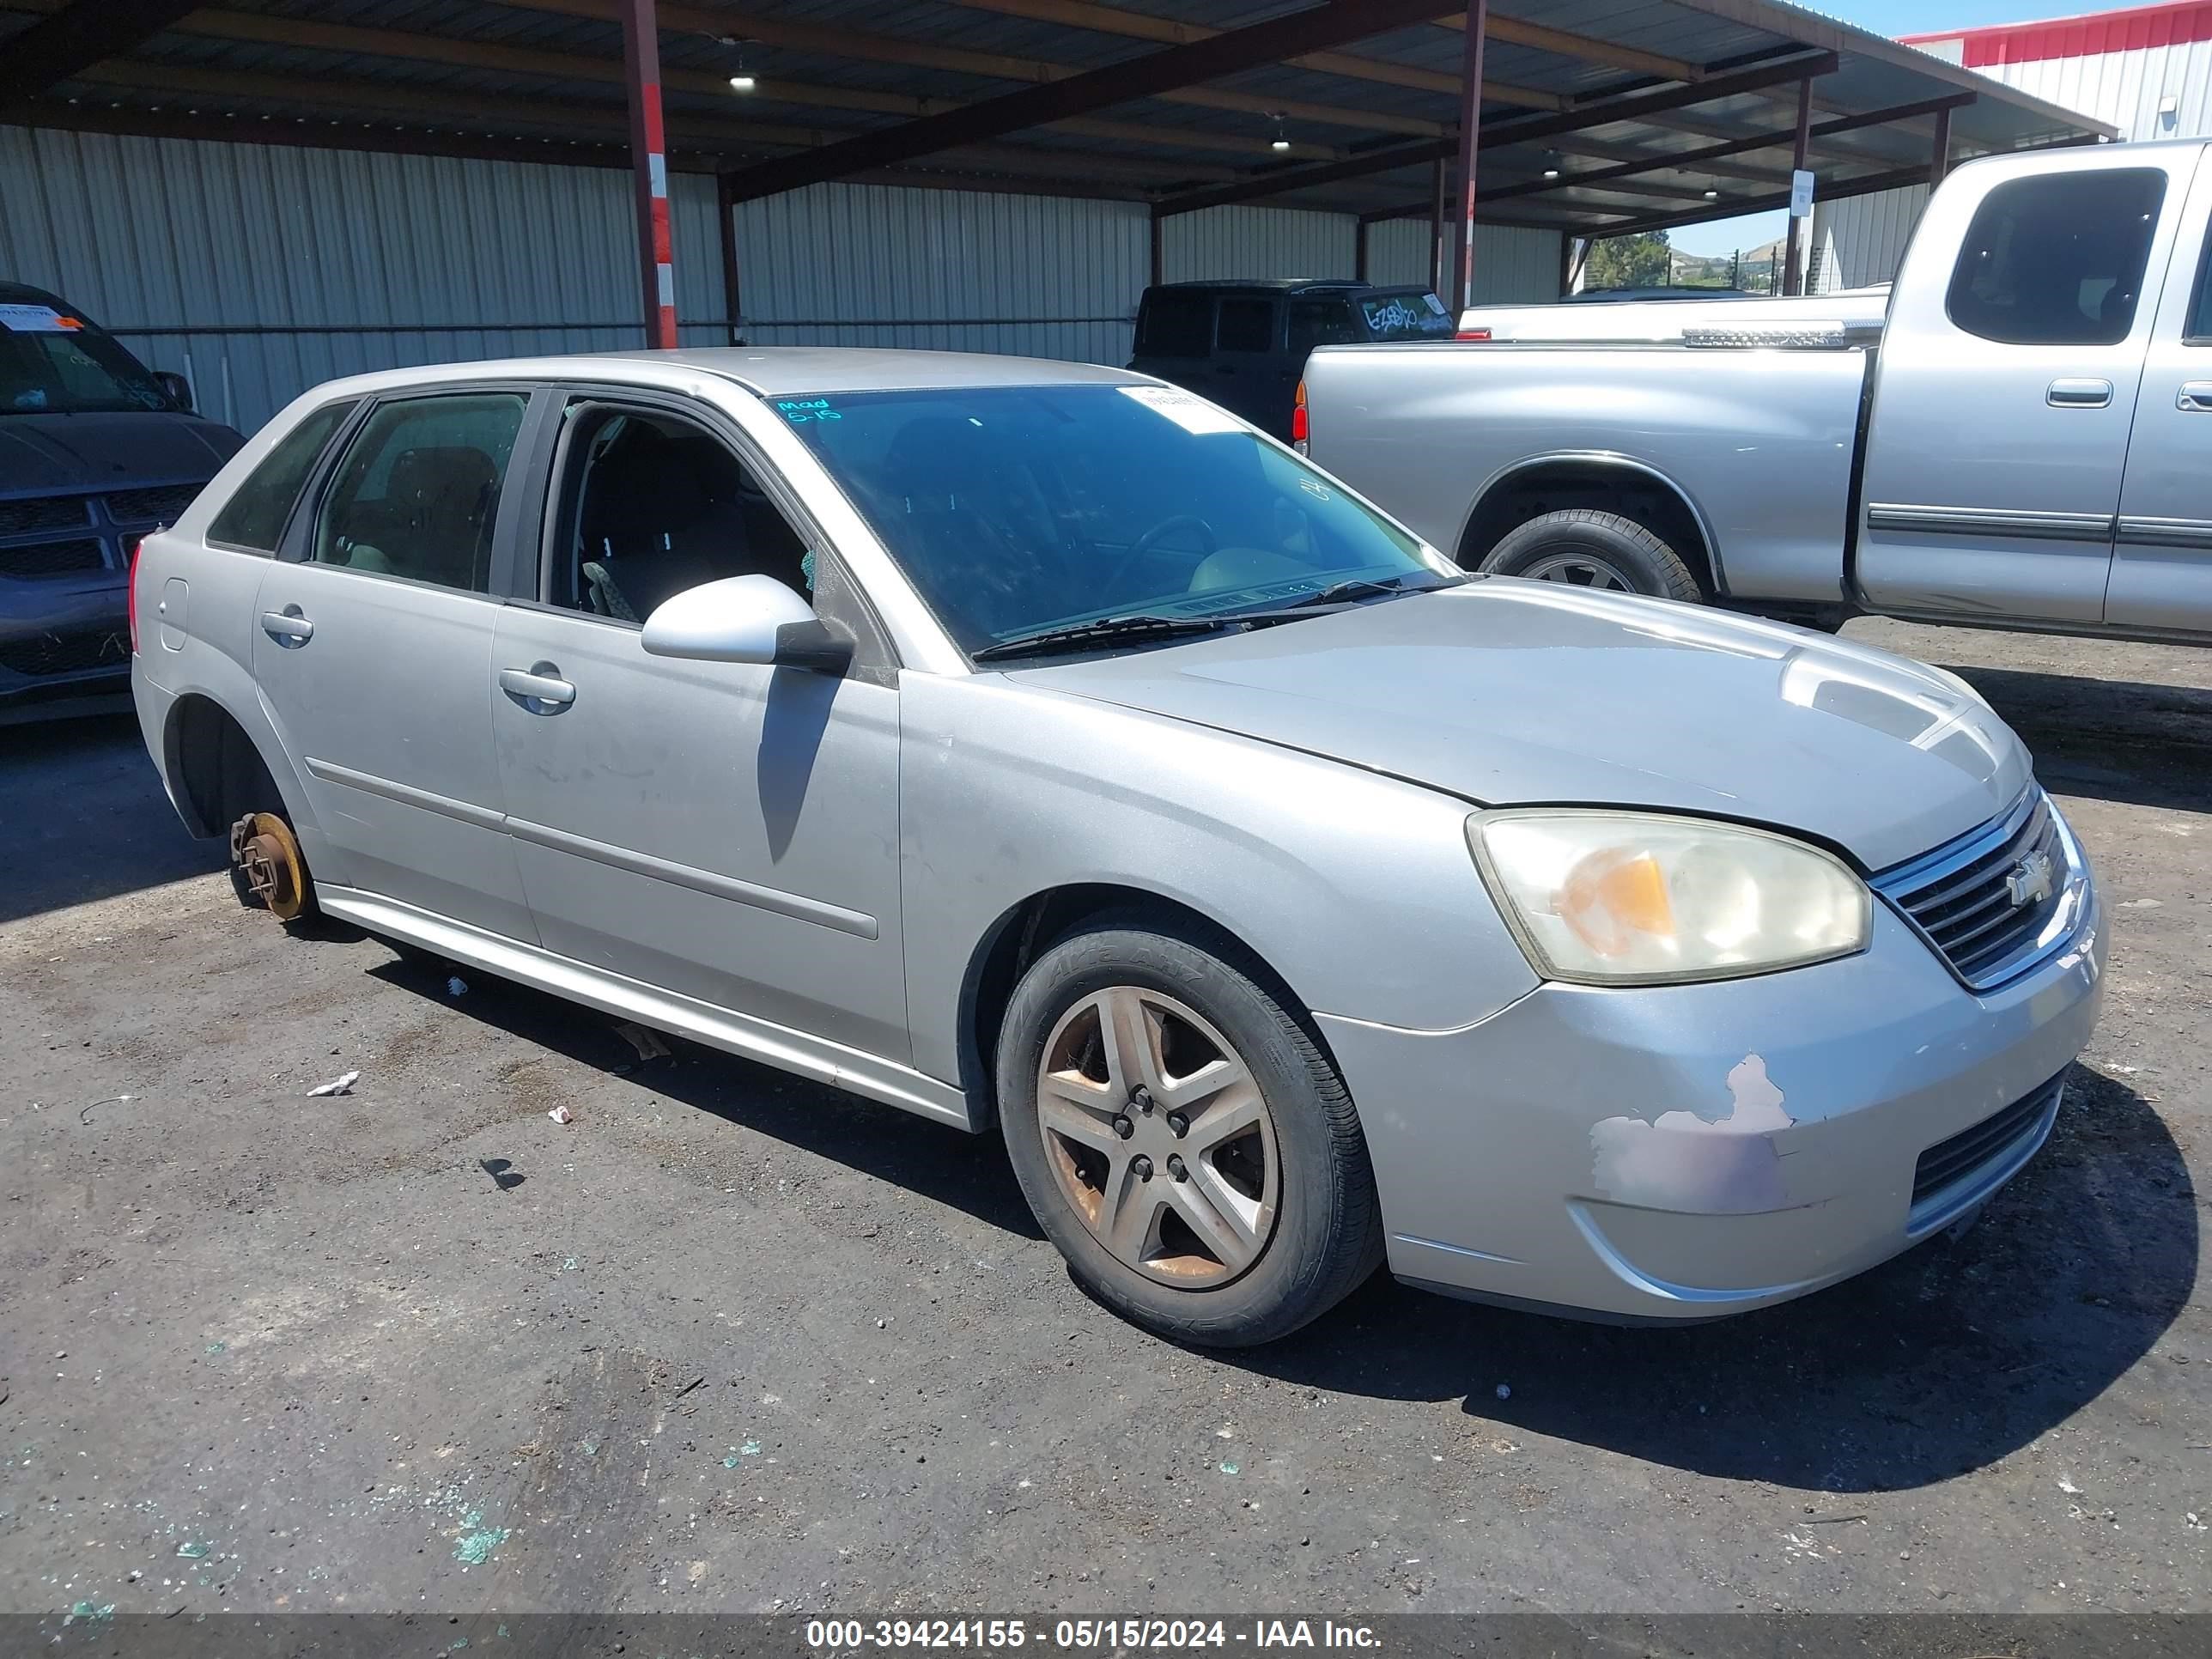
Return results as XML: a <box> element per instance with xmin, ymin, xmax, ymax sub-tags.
<box><xmin>152</xmin><ymin>370</ymin><xmax>193</xmax><ymax>411</ymax></box>
<box><xmin>640</xmin><ymin>574</ymin><xmax>853</xmax><ymax>674</ymax></box>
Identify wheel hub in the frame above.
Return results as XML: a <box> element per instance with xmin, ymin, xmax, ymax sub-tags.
<box><xmin>228</xmin><ymin>811</ymin><xmax>307</xmax><ymax>921</ymax></box>
<box><xmin>1035</xmin><ymin>985</ymin><xmax>1280</xmax><ymax>1287</ymax></box>
<box><xmin>1520</xmin><ymin>551</ymin><xmax>1637</xmax><ymax>591</ymax></box>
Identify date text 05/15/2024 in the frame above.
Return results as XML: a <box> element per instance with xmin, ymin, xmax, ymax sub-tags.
<box><xmin>805</xmin><ymin>1620</ymin><xmax>1382</xmax><ymax>1650</ymax></box>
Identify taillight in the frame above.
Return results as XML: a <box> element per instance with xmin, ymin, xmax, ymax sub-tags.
<box><xmin>1456</xmin><ymin>327</ymin><xmax>1493</xmax><ymax>342</ymax></box>
<box><xmin>127</xmin><ymin>536</ymin><xmax>143</xmax><ymax>653</ymax></box>
<box><xmin>1291</xmin><ymin>380</ymin><xmax>1309</xmax><ymax>453</ymax></box>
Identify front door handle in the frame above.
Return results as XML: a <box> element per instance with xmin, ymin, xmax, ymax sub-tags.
<box><xmin>499</xmin><ymin>665</ymin><xmax>575</xmax><ymax>711</ymax></box>
<box><xmin>2179</xmin><ymin>381</ymin><xmax>2212</xmax><ymax>412</ymax></box>
<box><xmin>2047</xmin><ymin>378</ymin><xmax>2112</xmax><ymax>408</ymax></box>
<box><xmin>260</xmin><ymin>607</ymin><xmax>313</xmax><ymax>647</ymax></box>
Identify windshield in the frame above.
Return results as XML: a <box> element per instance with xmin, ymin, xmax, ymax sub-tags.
<box><xmin>778</xmin><ymin>383</ymin><xmax>1455</xmax><ymax>655</ymax></box>
<box><xmin>1358</xmin><ymin>291</ymin><xmax>1454</xmax><ymax>340</ymax></box>
<box><xmin>0</xmin><ymin>304</ymin><xmax>170</xmax><ymax>416</ymax></box>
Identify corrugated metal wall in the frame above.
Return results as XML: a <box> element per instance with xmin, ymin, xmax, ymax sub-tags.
<box><xmin>1812</xmin><ymin>184</ymin><xmax>1929</xmax><ymax>292</ymax></box>
<box><xmin>1364</xmin><ymin>218</ymin><xmax>1563</xmax><ymax>300</ymax></box>
<box><xmin>1958</xmin><ymin>25</ymin><xmax>2212</xmax><ymax>141</ymax></box>
<box><xmin>1817</xmin><ymin>25</ymin><xmax>2207</xmax><ymax>289</ymax></box>
<box><xmin>0</xmin><ymin>124</ymin><xmax>726</xmax><ymax>435</ymax></box>
<box><xmin>3</xmin><ymin>122</ymin><xmax>1559</xmax><ymax>436</ymax></box>
<box><xmin>1159</xmin><ymin>204</ymin><xmax>1356</xmax><ymax>283</ymax></box>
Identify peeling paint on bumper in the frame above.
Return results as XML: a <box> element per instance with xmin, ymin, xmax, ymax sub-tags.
<box><xmin>1319</xmin><ymin>894</ymin><xmax>2106</xmax><ymax>1323</ymax></box>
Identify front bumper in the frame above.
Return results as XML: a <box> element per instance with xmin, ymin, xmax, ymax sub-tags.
<box><xmin>1321</xmin><ymin>870</ymin><xmax>2104</xmax><ymax>1323</ymax></box>
<box><xmin>0</xmin><ymin>573</ymin><xmax>131</xmax><ymax>719</ymax></box>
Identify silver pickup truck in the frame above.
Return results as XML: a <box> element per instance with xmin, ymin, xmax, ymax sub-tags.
<box><xmin>1304</xmin><ymin>139</ymin><xmax>2212</xmax><ymax>644</ymax></box>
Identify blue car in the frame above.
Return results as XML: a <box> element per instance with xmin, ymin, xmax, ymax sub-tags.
<box><xmin>2</xmin><ymin>283</ymin><xmax>245</xmax><ymax>721</ymax></box>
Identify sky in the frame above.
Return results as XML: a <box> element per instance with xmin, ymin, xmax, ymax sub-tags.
<box><xmin>1661</xmin><ymin>0</ymin><xmax>2137</xmax><ymax>257</ymax></box>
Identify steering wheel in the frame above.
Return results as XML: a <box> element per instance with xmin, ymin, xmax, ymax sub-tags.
<box><xmin>1106</xmin><ymin>514</ymin><xmax>1217</xmax><ymax>595</ymax></box>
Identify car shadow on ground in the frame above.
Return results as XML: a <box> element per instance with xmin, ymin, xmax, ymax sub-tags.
<box><xmin>1236</xmin><ymin>1064</ymin><xmax>2195</xmax><ymax>1493</ymax></box>
<box><xmin>0</xmin><ymin>713</ymin><xmax>225</xmax><ymax>923</ymax></box>
<box><xmin>359</xmin><ymin>951</ymin><xmax>1045</xmax><ymax>1241</ymax></box>
<box><xmin>1943</xmin><ymin>662</ymin><xmax>2212</xmax><ymax>816</ymax></box>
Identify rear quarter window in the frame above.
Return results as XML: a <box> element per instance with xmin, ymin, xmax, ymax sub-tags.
<box><xmin>1133</xmin><ymin>293</ymin><xmax>1213</xmax><ymax>359</ymax></box>
<box><xmin>207</xmin><ymin>400</ymin><xmax>357</xmax><ymax>552</ymax></box>
<box><xmin>1945</xmin><ymin>168</ymin><xmax>2166</xmax><ymax>347</ymax></box>
<box><xmin>1358</xmin><ymin>292</ymin><xmax>1454</xmax><ymax>340</ymax></box>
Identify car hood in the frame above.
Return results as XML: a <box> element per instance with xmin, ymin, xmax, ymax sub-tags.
<box><xmin>1013</xmin><ymin>582</ymin><xmax>2030</xmax><ymax>872</ymax></box>
<box><xmin>0</xmin><ymin>411</ymin><xmax>244</xmax><ymax>495</ymax></box>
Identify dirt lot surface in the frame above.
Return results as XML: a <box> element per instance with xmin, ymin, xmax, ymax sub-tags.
<box><xmin>1</xmin><ymin>618</ymin><xmax>2206</xmax><ymax>1620</ymax></box>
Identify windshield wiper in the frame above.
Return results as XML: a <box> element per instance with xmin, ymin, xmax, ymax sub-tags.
<box><xmin>971</xmin><ymin>613</ymin><xmax>1251</xmax><ymax>662</ymax></box>
<box><xmin>1280</xmin><ymin>572</ymin><xmax>1449</xmax><ymax>609</ymax></box>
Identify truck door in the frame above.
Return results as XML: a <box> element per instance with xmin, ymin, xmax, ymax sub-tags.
<box><xmin>1858</xmin><ymin>152</ymin><xmax>2191</xmax><ymax>623</ymax></box>
<box><xmin>1210</xmin><ymin>295</ymin><xmax>1286</xmax><ymax>431</ymax></box>
<box><xmin>2108</xmin><ymin>151</ymin><xmax>2212</xmax><ymax>634</ymax></box>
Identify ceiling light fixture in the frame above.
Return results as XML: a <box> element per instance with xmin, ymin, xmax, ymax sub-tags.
<box><xmin>1704</xmin><ymin>188</ymin><xmax>1719</xmax><ymax>199</ymax></box>
<box><xmin>1271</xmin><ymin>113</ymin><xmax>1291</xmax><ymax>153</ymax></box>
<box><xmin>1541</xmin><ymin>149</ymin><xmax>1561</xmax><ymax>180</ymax></box>
<box><xmin>722</xmin><ymin>36</ymin><xmax>757</xmax><ymax>94</ymax></box>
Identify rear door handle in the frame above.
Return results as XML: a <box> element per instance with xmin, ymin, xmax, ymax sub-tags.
<box><xmin>498</xmin><ymin>665</ymin><xmax>575</xmax><ymax>710</ymax></box>
<box><xmin>2179</xmin><ymin>381</ymin><xmax>2212</xmax><ymax>412</ymax></box>
<box><xmin>260</xmin><ymin>608</ymin><xmax>313</xmax><ymax>646</ymax></box>
<box><xmin>2047</xmin><ymin>378</ymin><xmax>2112</xmax><ymax>408</ymax></box>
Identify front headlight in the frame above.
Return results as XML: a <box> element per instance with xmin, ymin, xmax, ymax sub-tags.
<box><xmin>1467</xmin><ymin>810</ymin><xmax>1870</xmax><ymax>986</ymax></box>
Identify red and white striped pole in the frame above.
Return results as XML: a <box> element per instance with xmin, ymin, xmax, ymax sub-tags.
<box><xmin>619</xmin><ymin>0</ymin><xmax>678</xmax><ymax>349</ymax></box>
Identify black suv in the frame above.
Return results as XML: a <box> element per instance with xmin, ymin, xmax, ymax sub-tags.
<box><xmin>1127</xmin><ymin>279</ymin><xmax>1453</xmax><ymax>440</ymax></box>
<box><xmin>2</xmin><ymin>283</ymin><xmax>245</xmax><ymax>721</ymax></box>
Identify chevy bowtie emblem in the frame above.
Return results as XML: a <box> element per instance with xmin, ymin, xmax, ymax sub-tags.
<box><xmin>2004</xmin><ymin>849</ymin><xmax>2056</xmax><ymax>909</ymax></box>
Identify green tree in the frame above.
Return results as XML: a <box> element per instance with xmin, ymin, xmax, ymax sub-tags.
<box><xmin>1584</xmin><ymin>230</ymin><xmax>1671</xmax><ymax>291</ymax></box>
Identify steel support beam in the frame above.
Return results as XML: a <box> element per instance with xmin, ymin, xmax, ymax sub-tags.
<box><xmin>1929</xmin><ymin>103</ymin><xmax>1954</xmax><ymax>189</ymax></box>
<box><xmin>0</xmin><ymin>0</ymin><xmax>201</xmax><ymax>110</ymax></box>
<box><xmin>1149</xmin><ymin>208</ymin><xmax>1164</xmax><ymax>288</ymax></box>
<box><xmin>618</xmin><ymin>0</ymin><xmax>678</xmax><ymax>348</ymax></box>
<box><xmin>1153</xmin><ymin>51</ymin><xmax>1837</xmax><ymax>217</ymax></box>
<box><xmin>1355</xmin><ymin>219</ymin><xmax>1370</xmax><ymax>284</ymax></box>
<box><xmin>1358</xmin><ymin>91</ymin><xmax>1975</xmax><ymax>220</ymax></box>
<box><xmin>1784</xmin><ymin>76</ymin><xmax>1813</xmax><ymax>297</ymax></box>
<box><xmin>1594</xmin><ymin>163</ymin><xmax>1930</xmax><ymax>240</ymax></box>
<box><xmin>721</xmin><ymin>0</ymin><xmax>1468</xmax><ymax>204</ymax></box>
<box><xmin>1449</xmin><ymin>1</ymin><xmax>1489</xmax><ymax>311</ymax></box>
<box><xmin>1430</xmin><ymin>158</ymin><xmax>1448</xmax><ymax>294</ymax></box>
<box><xmin>716</xmin><ymin>173</ymin><xmax>743</xmax><ymax>345</ymax></box>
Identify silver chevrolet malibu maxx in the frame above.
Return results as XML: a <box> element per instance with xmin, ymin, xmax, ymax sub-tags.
<box><xmin>131</xmin><ymin>349</ymin><xmax>2104</xmax><ymax>1346</ymax></box>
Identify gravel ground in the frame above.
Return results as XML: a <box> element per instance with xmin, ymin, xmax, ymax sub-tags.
<box><xmin>0</xmin><ymin>617</ymin><xmax>2206</xmax><ymax>1620</ymax></box>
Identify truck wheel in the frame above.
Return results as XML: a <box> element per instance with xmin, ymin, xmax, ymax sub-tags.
<box><xmin>996</xmin><ymin>917</ymin><xmax>1384</xmax><ymax>1347</ymax></box>
<box><xmin>1480</xmin><ymin>509</ymin><xmax>1703</xmax><ymax>602</ymax></box>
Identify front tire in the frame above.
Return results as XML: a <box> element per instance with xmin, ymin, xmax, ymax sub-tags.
<box><xmin>1480</xmin><ymin>507</ymin><xmax>1702</xmax><ymax>601</ymax></box>
<box><xmin>996</xmin><ymin>918</ymin><xmax>1383</xmax><ymax>1347</ymax></box>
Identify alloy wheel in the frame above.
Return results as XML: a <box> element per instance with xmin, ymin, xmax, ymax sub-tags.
<box><xmin>1518</xmin><ymin>551</ymin><xmax>1638</xmax><ymax>590</ymax></box>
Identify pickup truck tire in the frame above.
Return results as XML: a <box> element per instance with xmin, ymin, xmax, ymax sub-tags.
<box><xmin>1480</xmin><ymin>509</ymin><xmax>1703</xmax><ymax>602</ymax></box>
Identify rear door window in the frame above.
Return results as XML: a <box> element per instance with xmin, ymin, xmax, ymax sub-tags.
<box><xmin>207</xmin><ymin>400</ymin><xmax>357</xmax><ymax>553</ymax></box>
<box><xmin>1946</xmin><ymin>168</ymin><xmax>2166</xmax><ymax>346</ymax></box>
<box><xmin>1216</xmin><ymin>297</ymin><xmax>1279</xmax><ymax>354</ymax></box>
<box><xmin>1133</xmin><ymin>292</ymin><xmax>1213</xmax><ymax>359</ymax></box>
<box><xmin>310</xmin><ymin>392</ymin><xmax>528</xmax><ymax>592</ymax></box>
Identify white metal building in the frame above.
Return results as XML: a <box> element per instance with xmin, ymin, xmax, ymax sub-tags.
<box><xmin>1815</xmin><ymin>0</ymin><xmax>2212</xmax><ymax>289</ymax></box>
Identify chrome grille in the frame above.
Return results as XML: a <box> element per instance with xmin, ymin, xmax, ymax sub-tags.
<box><xmin>1873</xmin><ymin>789</ymin><xmax>2078</xmax><ymax>990</ymax></box>
<box><xmin>0</xmin><ymin>495</ymin><xmax>90</xmax><ymax>536</ymax></box>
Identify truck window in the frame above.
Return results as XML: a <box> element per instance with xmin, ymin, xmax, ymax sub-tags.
<box><xmin>1287</xmin><ymin>299</ymin><xmax>1358</xmax><ymax>356</ymax></box>
<box><xmin>1358</xmin><ymin>291</ymin><xmax>1455</xmax><ymax>341</ymax></box>
<box><xmin>1216</xmin><ymin>298</ymin><xmax>1277</xmax><ymax>354</ymax></box>
<box><xmin>1133</xmin><ymin>292</ymin><xmax>1212</xmax><ymax>360</ymax></box>
<box><xmin>1946</xmin><ymin>168</ymin><xmax>2166</xmax><ymax>347</ymax></box>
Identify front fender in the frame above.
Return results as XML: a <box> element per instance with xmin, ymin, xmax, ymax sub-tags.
<box><xmin>897</xmin><ymin>674</ymin><xmax>1540</xmax><ymax>1089</ymax></box>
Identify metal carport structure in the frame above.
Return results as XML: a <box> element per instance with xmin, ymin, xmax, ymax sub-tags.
<box><xmin>0</xmin><ymin>0</ymin><xmax>2115</xmax><ymax>355</ymax></box>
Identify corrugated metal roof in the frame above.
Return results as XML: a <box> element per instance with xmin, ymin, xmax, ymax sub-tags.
<box><xmin>7</xmin><ymin>0</ymin><xmax>2118</xmax><ymax>235</ymax></box>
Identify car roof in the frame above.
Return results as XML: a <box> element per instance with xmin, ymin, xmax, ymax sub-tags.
<box><xmin>284</xmin><ymin>347</ymin><xmax>1155</xmax><ymax>406</ymax></box>
<box><xmin>0</xmin><ymin>281</ymin><xmax>74</xmax><ymax>310</ymax></box>
<box><xmin>1145</xmin><ymin>279</ymin><xmax>1376</xmax><ymax>296</ymax></box>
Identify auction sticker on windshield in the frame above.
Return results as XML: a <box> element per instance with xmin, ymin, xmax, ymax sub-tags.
<box><xmin>0</xmin><ymin>304</ymin><xmax>83</xmax><ymax>333</ymax></box>
<box><xmin>1117</xmin><ymin>385</ymin><xmax>1242</xmax><ymax>435</ymax></box>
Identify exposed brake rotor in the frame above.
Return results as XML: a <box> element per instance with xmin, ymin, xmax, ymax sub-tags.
<box><xmin>229</xmin><ymin>811</ymin><xmax>308</xmax><ymax>921</ymax></box>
